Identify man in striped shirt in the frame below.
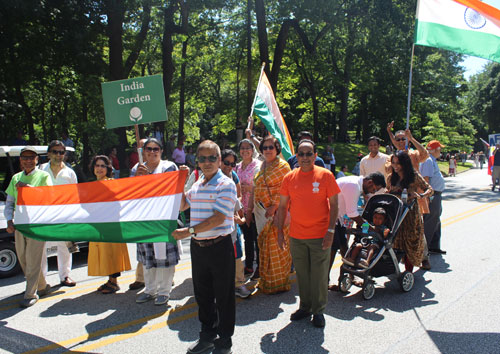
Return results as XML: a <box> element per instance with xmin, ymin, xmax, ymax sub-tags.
<box><xmin>173</xmin><ymin>140</ymin><xmax>237</xmax><ymax>354</ymax></box>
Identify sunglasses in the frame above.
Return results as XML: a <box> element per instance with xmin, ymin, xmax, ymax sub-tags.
<box><xmin>50</xmin><ymin>150</ymin><xmax>65</xmax><ymax>155</ymax></box>
<box><xmin>297</xmin><ymin>152</ymin><xmax>314</xmax><ymax>157</ymax></box>
<box><xmin>20</xmin><ymin>156</ymin><xmax>36</xmax><ymax>161</ymax></box>
<box><xmin>198</xmin><ymin>155</ymin><xmax>218</xmax><ymax>163</ymax></box>
<box><xmin>145</xmin><ymin>147</ymin><xmax>161</xmax><ymax>152</ymax></box>
<box><xmin>395</xmin><ymin>138</ymin><xmax>406</xmax><ymax>142</ymax></box>
<box><xmin>223</xmin><ymin>160</ymin><xmax>236</xmax><ymax>167</ymax></box>
<box><xmin>95</xmin><ymin>164</ymin><xmax>107</xmax><ymax>168</ymax></box>
<box><xmin>262</xmin><ymin>145</ymin><xmax>275</xmax><ymax>151</ymax></box>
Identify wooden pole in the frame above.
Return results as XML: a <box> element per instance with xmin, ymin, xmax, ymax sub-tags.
<box><xmin>247</xmin><ymin>62</ymin><xmax>267</xmax><ymax>131</ymax></box>
<box><xmin>135</xmin><ymin>124</ymin><xmax>143</xmax><ymax>164</ymax></box>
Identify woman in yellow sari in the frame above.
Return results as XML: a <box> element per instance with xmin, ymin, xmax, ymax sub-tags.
<box><xmin>251</xmin><ymin>136</ymin><xmax>292</xmax><ymax>294</ymax></box>
<box><xmin>87</xmin><ymin>155</ymin><xmax>131</xmax><ymax>294</ymax></box>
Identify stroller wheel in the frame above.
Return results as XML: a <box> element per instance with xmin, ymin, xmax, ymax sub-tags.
<box><xmin>399</xmin><ymin>271</ymin><xmax>414</xmax><ymax>292</ymax></box>
<box><xmin>362</xmin><ymin>281</ymin><xmax>375</xmax><ymax>300</ymax></box>
<box><xmin>339</xmin><ymin>275</ymin><xmax>352</xmax><ymax>293</ymax></box>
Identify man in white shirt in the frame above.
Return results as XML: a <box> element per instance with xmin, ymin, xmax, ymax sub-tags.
<box><xmin>360</xmin><ymin>136</ymin><xmax>390</xmax><ymax>178</ymax></box>
<box><xmin>328</xmin><ymin>172</ymin><xmax>386</xmax><ymax>291</ymax></box>
<box><xmin>41</xmin><ymin>140</ymin><xmax>78</xmax><ymax>287</ymax></box>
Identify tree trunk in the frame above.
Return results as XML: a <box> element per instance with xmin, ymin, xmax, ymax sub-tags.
<box><xmin>361</xmin><ymin>92</ymin><xmax>370</xmax><ymax>143</ymax></box>
<box><xmin>254</xmin><ymin>0</ymin><xmax>270</xmax><ymax>79</ymax></box>
<box><xmin>338</xmin><ymin>41</ymin><xmax>353</xmax><ymax>143</ymax></box>
<box><xmin>178</xmin><ymin>40</ymin><xmax>188</xmax><ymax>141</ymax></box>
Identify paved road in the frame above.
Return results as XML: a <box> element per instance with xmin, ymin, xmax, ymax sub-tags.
<box><xmin>1</xmin><ymin>168</ymin><xmax>499</xmax><ymax>354</ymax></box>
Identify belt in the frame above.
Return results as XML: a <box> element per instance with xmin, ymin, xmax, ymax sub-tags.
<box><xmin>433</xmin><ymin>191</ymin><xmax>443</xmax><ymax>195</ymax></box>
<box><xmin>191</xmin><ymin>236</ymin><xmax>227</xmax><ymax>248</ymax></box>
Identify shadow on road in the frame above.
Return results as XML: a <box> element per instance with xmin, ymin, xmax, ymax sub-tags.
<box><xmin>443</xmin><ymin>179</ymin><xmax>500</xmax><ymax>203</ymax></box>
<box><xmin>260</xmin><ymin>322</ymin><xmax>328</xmax><ymax>354</ymax></box>
<box><xmin>428</xmin><ymin>330</ymin><xmax>500</xmax><ymax>354</ymax></box>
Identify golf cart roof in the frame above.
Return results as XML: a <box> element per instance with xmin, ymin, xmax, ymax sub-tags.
<box><xmin>0</xmin><ymin>146</ymin><xmax>75</xmax><ymax>157</ymax></box>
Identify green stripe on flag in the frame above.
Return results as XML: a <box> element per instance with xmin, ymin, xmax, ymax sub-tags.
<box><xmin>254</xmin><ymin>96</ymin><xmax>293</xmax><ymax>160</ymax></box>
<box><xmin>415</xmin><ymin>20</ymin><xmax>500</xmax><ymax>63</ymax></box>
<box><xmin>16</xmin><ymin>220</ymin><xmax>178</xmax><ymax>244</ymax></box>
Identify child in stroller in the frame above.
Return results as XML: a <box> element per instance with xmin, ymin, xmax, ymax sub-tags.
<box><xmin>343</xmin><ymin>207</ymin><xmax>391</xmax><ymax>268</ymax></box>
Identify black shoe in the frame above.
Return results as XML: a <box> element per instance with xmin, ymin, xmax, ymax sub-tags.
<box><xmin>421</xmin><ymin>259</ymin><xmax>431</xmax><ymax>270</ymax></box>
<box><xmin>312</xmin><ymin>314</ymin><xmax>326</xmax><ymax>328</ymax></box>
<box><xmin>290</xmin><ymin>309</ymin><xmax>312</xmax><ymax>321</ymax></box>
<box><xmin>187</xmin><ymin>339</ymin><xmax>215</xmax><ymax>354</ymax></box>
<box><xmin>429</xmin><ymin>248</ymin><xmax>447</xmax><ymax>255</ymax></box>
<box><xmin>212</xmin><ymin>347</ymin><xmax>232</xmax><ymax>354</ymax></box>
<box><xmin>493</xmin><ymin>185</ymin><xmax>496</xmax><ymax>191</ymax></box>
<box><xmin>128</xmin><ymin>281</ymin><xmax>145</xmax><ymax>290</ymax></box>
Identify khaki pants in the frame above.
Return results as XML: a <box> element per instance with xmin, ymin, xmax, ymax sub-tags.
<box><xmin>290</xmin><ymin>237</ymin><xmax>331</xmax><ymax>315</ymax></box>
<box><xmin>235</xmin><ymin>258</ymin><xmax>245</xmax><ymax>287</ymax></box>
<box><xmin>135</xmin><ymin>262</ymin><xmax>144</xmax><ymax>283</ymax></box>
<box><xmin>15</xmin><ymin>230</ymin><xmax>47</xmax><ymax>299</ymax></box>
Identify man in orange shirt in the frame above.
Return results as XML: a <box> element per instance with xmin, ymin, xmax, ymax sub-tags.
<box><xmin>277</xmin><ymin>139</ymin><xmax>340</xmax><ymax>328</ymax></box>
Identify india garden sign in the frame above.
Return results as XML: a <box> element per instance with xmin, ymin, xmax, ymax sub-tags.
<box><xmin>101</xmin><ymin>75</ymin><xmax>167</xmax><ymax>129</ymax></box>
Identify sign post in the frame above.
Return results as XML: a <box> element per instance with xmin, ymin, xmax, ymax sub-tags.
<box><xmin>101</xmin><ymin>75</ymin><xmax>168</xmax><ymax>164</ymax></box>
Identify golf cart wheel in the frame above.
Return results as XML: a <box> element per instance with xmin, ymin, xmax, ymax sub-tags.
<box><xmin>399</xmin><ymin>271</ymin><xmax>414</xmax><ymax>292</ymax></box>
<box><xmin>339</xmin><ymin>275</ymin><xmax>352</xmax><ymax>293</ymax></box>
<box><xmin>0</xmin><ymin>242</ymin><xmax>21</xmax><ymax>278</ymax></box>
<box><xmin>362</xmin><ymin>280</ymin><xmax>375</xmax><ymax>300</ymax></box>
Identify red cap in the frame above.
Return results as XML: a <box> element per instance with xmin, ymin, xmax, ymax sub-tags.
<box><xmin>427</xmin><ymin>140</ymin><xmax>444</xmax><ymax>150</ymax></box>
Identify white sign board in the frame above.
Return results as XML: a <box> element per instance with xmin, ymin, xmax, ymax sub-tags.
<box><xmin>489</xmin><ymin>134</ymin><xmax>500</xmax><ymax>147</ymax></box>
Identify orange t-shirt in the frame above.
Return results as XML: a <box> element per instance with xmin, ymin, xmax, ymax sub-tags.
<box><xmin>280</xmin><ymin>166</ymin><xmax>341</xmax><ymax>239</ymax></box>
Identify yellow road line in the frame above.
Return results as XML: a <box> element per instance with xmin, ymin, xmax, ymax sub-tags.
<box><xmin>441</xmin><ymin>200</ymin><xmax>500</xmax><ymax>224</ymax></box>
<box><xmin>442</xmin><ymin>201</ymin><xmax>500</xmax><ymax>228</ymax></box>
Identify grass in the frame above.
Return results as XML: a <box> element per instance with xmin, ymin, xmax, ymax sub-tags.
<box><xmin>437</xmin><ymin>161</ymin><xmax>473</xmax><ymax>177</ymax></box>
<box><xmin>317</xmin><ymin>142</ymin><xmax>368</xmax><ymax>174</ymax></box>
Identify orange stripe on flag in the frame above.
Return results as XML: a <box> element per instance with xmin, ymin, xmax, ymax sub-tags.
<box><xmin>17</xmin><ymin>169</ymin><xmax>187</xmax><ymax>206</ymax></box>
<box><xmin>453</xmin><ymin>0</ymin><xmax>500</xmax><ymax>27</ymax></box>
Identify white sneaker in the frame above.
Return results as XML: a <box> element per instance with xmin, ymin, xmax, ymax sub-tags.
<box><xmin>235</xmin><ymin>285</ymin><xmax>251</xmax><ymax>299</ymax></box>
<box><xmin>154</xmin><ymin>295</ymin><xmax>169</xmax><ymax>306</ymax></box>
<box><xmin>136</xmin><ymin>293</ymin><xmax>156</xmax><ymax>303</ymax></box>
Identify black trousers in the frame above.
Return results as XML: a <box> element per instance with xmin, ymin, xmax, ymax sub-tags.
<box><xmin>424</xmin><ymin>192</ymin><xmax>443</xmax><ymax>249</ymax></box>
<box><xmin>191</xmin><ymin>236</ymin><xmax>235</xmax><ymax>349</ymax></box>
<box><xmin>241</xmin><ymin>220</ymin><xmax>259</xmax><ymax>269</ymax></box>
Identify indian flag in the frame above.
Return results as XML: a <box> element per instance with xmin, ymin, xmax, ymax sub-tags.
<box><xmin>415</xmin><ymin>0</ymin><xmax>500</xmax><ymax>63</ymax></box>
<box><xmin>253</xmin><ymin>72</ymin><xmax>294</xmax><ymax>160</ymax></box>
<box><xmin>14</xmin><ymin>170</ymin><xmax>187</xmax><ymax>244</ymax></box>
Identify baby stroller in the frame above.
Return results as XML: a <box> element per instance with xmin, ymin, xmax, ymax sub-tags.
<box><xmin>338</xmin><ymin>193</ymin><xmax>414</xmax><ymax>300</ymax></box>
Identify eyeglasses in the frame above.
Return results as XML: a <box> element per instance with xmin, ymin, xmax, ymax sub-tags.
<box><xmin>395</xmin><ymin>138</ymin><xmax>406</xmax><ymax>142</ymax></box>
<box><xmin>262</xmin><ymin>145</ymin><xmax>275</xmax><ymax>151</ymax></box>
<box><xmin>198</xmin><ymin>155</ymin><xmax>218</xmax><ymax>163</ymax></box>
<box><xmin>20</xmin><ymin>156</ymin><xmax>36</xmax><ymax>161</ymax></box>
<box><xmin>145</xmin><ymin>147</ymin><xmax>161</xmax><ymax>152</ymax></box>
<box><xmin>223</xmin><ymin>160</ymin><xmax>236</xmax><ymax>167</ymax></box>
<box><xmin>297</xmin><ymin>152</ymin><xmax>314</xmax><ymax>157</ymax></box>
<box><xmin>95</xmin><ymin>164</ymin><xmax>107</xmax><ymax>168</ymax></box>
<box><xmin>50</xmin><ymin>150</ymin><xmax>65</xmax><ymax>155</ymax></box>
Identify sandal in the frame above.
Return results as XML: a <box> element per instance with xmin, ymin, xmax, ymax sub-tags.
<box><xmin>97</xmin><ymin>281</ymin><xmax>111</xmax><ymax>292</ymax></box>
<box><xmin>100</xmin><ymin>282</ymin><xmax>120</xmax><ymax>294</ymax></box>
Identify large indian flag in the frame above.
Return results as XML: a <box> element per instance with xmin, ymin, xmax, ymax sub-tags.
<box><xmin>14</xmin><ymin>170</ymin><xmax>187</xmax><ymax>244</ymax></box>
<box><xmin>415</xmin><ymin>0</ymin><xmax>500</xmax><ymax>63</ymax></box>
<box><xmin>253</xmin><ymin>72</ymin><xmax>294</xmax><ymax>160</ymax></box>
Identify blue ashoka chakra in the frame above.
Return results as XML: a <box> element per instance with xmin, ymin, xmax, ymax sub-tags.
<box><xmin>464</xmin><ymin>7</ymin><xmax>487</xmax><ymax>29</ymax></box>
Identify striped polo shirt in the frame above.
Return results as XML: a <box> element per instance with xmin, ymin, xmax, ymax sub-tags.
<box><xmin>186</xmin><ymin>169</ymin><xmax>237</xmax><ymax>238</ymax></box>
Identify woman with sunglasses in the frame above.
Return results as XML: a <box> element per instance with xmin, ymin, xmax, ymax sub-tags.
<box><xmin>87</xmin><ymin>155</ymin><xmax>131</xmax><ymax>294</ymax></box>
<box><xmin>132</xmin><ymin>138</ymin><xmax>181</xmax><ymax>306</ymax></box>
<box><xmin>250</xmin><ymin>136</ymin><xmax>292</xmax><ymax>294</ymax></box>
<box><xmin>235</xmin><ymin>139</ymin><xmax>261</xmax><ymax>279</ymax></box>
<box><xmin>386</xmin><ymin>151</ymin><xmax>433</xmax><ymax>273</ymax></box>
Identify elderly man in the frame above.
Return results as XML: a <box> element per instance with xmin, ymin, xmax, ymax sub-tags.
<box><xmin>328</xmin><ymin>172</ymin><xmax>386</xmax><ymax>291</ymax></box>
<box><xmin>277</xmin><ymin>139</ymin><xmax>340</xmax><ymax>328</ymax></box>
<box><xmin>173</xmin><ymin>140</ymin><xmax>237</xmax><ymax>354</ymax></box>
<box><xmin>40</xmin><ymin>140</ymin><xmax>78</xmax><ymax>287</ymax></box>
<box><xmin>386</xmin><ymin>122</ymin><xmax>429</xmax><ymax>169</ymax></box>
<box><xmin>4</xmin><ymin>146</ymin><xmax>53</xmax><ymax>307</ymax></box>
<box><xmin>420</xmin><ymin>140</ymin><xmax>447</xmax><ymax>270</ymax></box>
<box><xmin>360</xmin><ymin>136</ymin><xmax>390</xmax><ymax>178</ymax></box>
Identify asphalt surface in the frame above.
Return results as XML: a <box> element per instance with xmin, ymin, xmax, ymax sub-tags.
<box><xmin>0</xmin><ymin>167</ymin><xmax>499</xmax><ymax>354</ymax></box>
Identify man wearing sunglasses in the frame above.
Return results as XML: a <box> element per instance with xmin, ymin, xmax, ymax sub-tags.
<box><xmin>40</xmin><ymin>140</ymin><xmax>78</xmax><ymax>287</ymax></box>
<box><xmin>287</xmin><ymin>131</ymin><xmax>326</xmax><ymax>170</ymax></box>
<box><xmin>386</xmin><ymin>121</ymin><xmax>428</xmax><ymax>170</ymax></box>
<box><xmin>277</xmin><ymin>139</ymin><xmax>340</xmax><ymax>328</ymax></box>
<box><xmin>173</xmin><ymin>140</ymin><xmax>237</xmax><ymax>354</ymax></box>
<box><xmin>4</xmin><ymin>146</ymin><xmax>53</xmax><ymax>307</ymax></box>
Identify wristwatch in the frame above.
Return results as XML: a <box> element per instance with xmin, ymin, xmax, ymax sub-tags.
<box><xmin>189</xmin><ymin>227</ymin><xmax>196</xmax><ymax>236</ymax></box>
<box><xmin>327</xmin><ymin>228</ymin><xmax>335</xmax><ymax>234</ymax></box>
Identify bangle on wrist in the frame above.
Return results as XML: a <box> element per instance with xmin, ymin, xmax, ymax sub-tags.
<box><xmin>250</xmin><ymin>134</ymin><xmax>255</xmax><ymax>138</ymax></box>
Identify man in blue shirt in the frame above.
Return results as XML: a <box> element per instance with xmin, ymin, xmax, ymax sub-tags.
<box><xmin>419</xmin><ymin>140</ymin><xmax>446</xmax><ymax>270</ymax></box>
<box><xmin>287</xmin><ymin>131</ymin><xmax>326</xmax><ymax>169</ymax></box>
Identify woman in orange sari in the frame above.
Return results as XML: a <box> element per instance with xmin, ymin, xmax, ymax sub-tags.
<box><xmin>251</xmin><ymin>136</ymin><xmax>292</xmax><ymax>294</ymax></box>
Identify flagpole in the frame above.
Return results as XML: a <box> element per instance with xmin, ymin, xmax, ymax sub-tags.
<box><xmin>405</xmin><ymin>44</ymin><xmax>416</xmax><ymax>149</ymax></box>
<box><xmin>134</xmin><ymin>124</ymin><xmax>143</xmax><ymax>164</ymax></box>
<box><xmin>247</xmin><ymin>62</ymin><xmax>266</xmax><ymax>130</ymax></box>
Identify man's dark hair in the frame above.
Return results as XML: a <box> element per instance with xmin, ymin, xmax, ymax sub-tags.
<box><xmin>48</xmin><ymin>140</ymin><xmax>65</xmax><ymax>151</ymax></box>
<box><xmin>297</xmin><ymin>139</ymin><xmax>316</xmax><ymax>153</ymax></box>
<box><xmin>365</xmin><ymin>171</ymin><xmax>386</xmax><ymax>188</ymax></box>
<box><xmin>367</xmin><ymin>136</ymin><xmax>381</xmax><ymax>145</ymax></box>
<box><xmin>298</xmin><ymin>131</ymin><xmax>313</xmax><ymax>141</ymax></box>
